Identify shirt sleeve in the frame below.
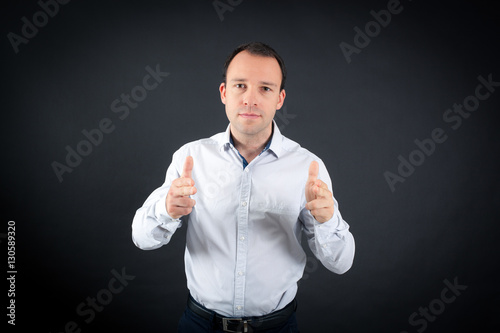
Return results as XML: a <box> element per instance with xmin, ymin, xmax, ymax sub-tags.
<box><xmin>300</xmin><ymin>159</ymin><xmax>355</xmax><ymax>274</ymax></box>
<box><xmin>131</xmin><ymin>149</ymin><xmax>185</xmax><ymax>250</ymax></box>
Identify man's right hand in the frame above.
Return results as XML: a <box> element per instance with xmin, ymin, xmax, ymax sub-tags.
<box><xmin>166</xmin><ymin>156</ymin><xmax>197</xmax><ymax>219</ymax></box>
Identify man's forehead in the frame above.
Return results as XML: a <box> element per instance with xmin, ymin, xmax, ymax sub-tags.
<box><xmin>226</xmin><ymin>52</ymin><xmax>282</xmax><ymax>83</ymax></box>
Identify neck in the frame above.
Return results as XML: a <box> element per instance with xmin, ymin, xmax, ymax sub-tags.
<box><xmin>231</xmin><ymin>125</ymin><xmax>273</xmax><ymax>163</ymax></box>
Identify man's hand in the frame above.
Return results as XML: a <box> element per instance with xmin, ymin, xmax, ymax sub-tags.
<box><xmin>305</xmin><ymin>161</ymin><xmax>334</xmax><ymax>223</ymax></box>
<box><xmin>166</xmin><ymin>156</ymin><xmax>197</xmax><ymax>219</ymax></box>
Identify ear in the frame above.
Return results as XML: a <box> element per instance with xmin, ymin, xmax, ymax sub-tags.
<box><xmin>276</xmin><ymin>89</ymin><xmax>286</xmax><ymax>110</ymax></box>
<box><xmin>219</xmin><ymin>82</ymin><xmax>227</xmax><ymax>105</ymax></box>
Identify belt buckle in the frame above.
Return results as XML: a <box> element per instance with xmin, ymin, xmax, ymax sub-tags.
<box><xmin>222</xmin><ymin>317</ymin><xmax>251</xmax><ymax>333</ymax></box>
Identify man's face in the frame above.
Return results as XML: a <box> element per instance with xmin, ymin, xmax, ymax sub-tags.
<box><xmin>220</xmin><ymin>51</ymin><xmax>286</xmax><ymax>139</ymax></box>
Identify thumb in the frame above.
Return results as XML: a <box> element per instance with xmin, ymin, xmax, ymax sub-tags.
<box><xmin>308</xmin><ymin>161</ymin><xmax>319</xmax><ymax>183</ymax></box>
<box><xmin>181</xmin><ymin>156</ymin><xmax>194</xmax><ymax>179</ymax></box>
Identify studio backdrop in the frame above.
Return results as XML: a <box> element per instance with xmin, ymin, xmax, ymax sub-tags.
<box><xmin>2</xmin><ymin>0</ymin><xmax>499</xmax><ymax>332</ymax></box>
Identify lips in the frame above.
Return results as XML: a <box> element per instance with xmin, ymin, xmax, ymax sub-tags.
<box><xmin>239</xmin><ymin>113</ymin><xmax>260</xmax><ymax>119</ymax></box>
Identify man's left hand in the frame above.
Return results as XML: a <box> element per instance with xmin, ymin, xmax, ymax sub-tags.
<box><xmin>305</xmin><ymin>161</ymin><xmax>335</xmax><ymax>223</ymax></box>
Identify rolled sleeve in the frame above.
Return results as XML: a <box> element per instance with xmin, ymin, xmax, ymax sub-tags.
<box><xmin>132</xmin><ymin>150</ymin><xmax>185</xmax><ymax>250</ymax></box>
<box><xmin>312</xmin><ymin>210</ymin><xmax>355</xmax><ymax>274</ymax></box>
<box><xmin>301</xmin><ymin>193</ymin><xmax>355</xmax><ymax>275</ymax></box>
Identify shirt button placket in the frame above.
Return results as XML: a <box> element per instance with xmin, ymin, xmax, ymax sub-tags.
<box><xmin>234</xmin><ymin>167</ymin><xmax>251</xmax><ymax>316</ymax></box>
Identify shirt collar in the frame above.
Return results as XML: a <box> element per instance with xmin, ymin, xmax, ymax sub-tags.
<box><xmin>218</xmin><ymin>120</ymin><xmax>283</xmax><ymax>158</ymax></box>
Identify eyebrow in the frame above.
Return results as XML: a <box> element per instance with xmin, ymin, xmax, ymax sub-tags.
<box><xmin>230</xmin><ymin>78</ymin><xmax>278</xmax><ymax>88</ymax></box>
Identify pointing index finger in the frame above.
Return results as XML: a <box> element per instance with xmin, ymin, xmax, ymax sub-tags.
<box><xmin>181</xmin><ymin>156</ymin><xmax>193</xmax><ymax>179</ymax></box>
<box><xmin>308</xmin><ymin>160</ymin><xmax>319</xmax><ymax>182</ymax></box>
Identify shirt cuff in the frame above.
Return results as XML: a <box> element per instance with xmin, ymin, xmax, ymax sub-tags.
<box><xmin>313</xmin><ymin>212</ymin><xmax>344</xmax><ymax>245</ymax></box>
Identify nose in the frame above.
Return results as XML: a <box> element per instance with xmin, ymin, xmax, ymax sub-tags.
<box><xmin>242</xmin><ymin>87</ymin><xmax>258</xmax><ymax>107</ymax></box>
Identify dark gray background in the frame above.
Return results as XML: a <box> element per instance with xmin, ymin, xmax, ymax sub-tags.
<box><xmin>2</xmin><ymin>0</ymin><xmax>500</xmax><ymax>332</ymax></box>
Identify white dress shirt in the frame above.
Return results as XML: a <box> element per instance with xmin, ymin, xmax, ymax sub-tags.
<box><xmin>132</xmin><ymin>121</ymin><xmax>355</xmax><ymax>317</ymax></box>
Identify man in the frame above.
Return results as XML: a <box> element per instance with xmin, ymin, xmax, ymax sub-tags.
<box><xmin>132</xmin><ymin>42</ymin><xmax>355</xmax><ymax>333</ymax></box>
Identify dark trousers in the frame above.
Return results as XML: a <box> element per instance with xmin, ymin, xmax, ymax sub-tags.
<box><xmin>177</xmin><ymin>304</ymin><xmax>300</xmax><ymax>333</ymax></box>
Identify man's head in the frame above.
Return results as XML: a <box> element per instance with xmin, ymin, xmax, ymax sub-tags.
<box><xmin>220</xmin><ymin>42</ymin><xmax>286</xmax><ymax>141</ymax></box>
<box><xmin>222</xmin><ymin>42</ymin><xmax>287</xmax><ymax>91</ymax></box>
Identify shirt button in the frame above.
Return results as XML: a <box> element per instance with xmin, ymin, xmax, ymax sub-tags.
<box><xmin>238</xmin><ymin>271</ymin><xmax>244</xmax><ymax>276</ymax></box>
<box><xmin>241</xmin><ymin>201</ymin><xmax>247</xmax><ymax>207</ymax></box>
<box><xmin>236</xmin><ymin>306</ymin><xmax>242</xmax><ymax>310</ymax></box>
<box><xmin>239</xmin><ymin>236</ymin><xmax>245</xmax><ymax>241</ymax></box>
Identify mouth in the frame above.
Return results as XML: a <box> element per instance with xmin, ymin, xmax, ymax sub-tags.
<box><xmin>239</xmin><ymin>113</ymin><xmax>261</xmax><ymax>119</ymax></box>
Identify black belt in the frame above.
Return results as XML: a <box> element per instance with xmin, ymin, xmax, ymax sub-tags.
<box><xmin>187</xmin><ymin>295</ymin><xmax>297</xmax><ymax>332</ymax></box>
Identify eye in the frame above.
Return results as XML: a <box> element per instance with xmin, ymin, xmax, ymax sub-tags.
<box><xmin>235</xmin><ymin>83</ymin><xmax>246</xmax><ymax>88</ymax></box>
<box><xmin>262</xmin><ymin>87</ymin><xmax>271</xmax><ymax>92</ymax></box>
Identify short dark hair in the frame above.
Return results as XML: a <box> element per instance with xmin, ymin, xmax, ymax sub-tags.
<box><xmin>222</xmin><ymin>42</ymin><xmax>287</xmax><ymax>91</ymax></box>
